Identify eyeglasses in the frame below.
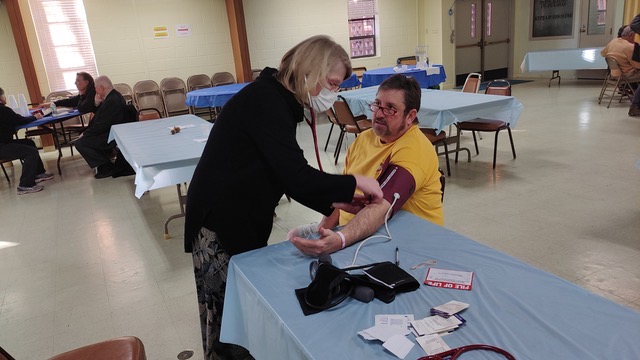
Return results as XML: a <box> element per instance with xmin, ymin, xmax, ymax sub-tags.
<box><xmin>326</xmin><ymin>80</ymin><xmax>341</xmax><ymax>92</ymax></box>
<box><xmin>368</xmin><ymin>102</ymin><xmax>398</xmax><ymax>116</ymax></box>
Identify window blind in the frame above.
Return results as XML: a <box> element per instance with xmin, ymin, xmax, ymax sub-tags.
<box><xmin>28</xmin><ymin>0</ymin><xmax>98</xmax><ymax>92</ymax></box>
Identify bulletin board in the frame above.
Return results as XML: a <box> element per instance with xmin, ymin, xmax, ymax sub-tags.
<box><xmin>531</xmin><ymin>0</ymin><xmax>575</xmax><ymax>39</ymax></box>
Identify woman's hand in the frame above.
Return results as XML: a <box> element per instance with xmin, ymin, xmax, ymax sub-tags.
<box><xmin>352</xmin><ymin>174</ymin><xmax>383</xmax><ymax>204</ymax></box>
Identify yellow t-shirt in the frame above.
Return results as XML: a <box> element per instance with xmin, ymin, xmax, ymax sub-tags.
<box><xmin>340</xmin><ymin>125</ymin><xmax>444</xmax><ymax>226</ymax></box>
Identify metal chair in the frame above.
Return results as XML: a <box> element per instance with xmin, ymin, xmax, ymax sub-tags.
<box><xmin>0</xmin><ymin>336</ymin><xmax>147</xmax><ymax>360</ymax></box>
<box><xmin>328</xmin><ymin>96</ymin><xmax>372</xmax><ymax>165</ymax></box>
<box><xmin>211</xmin><ymin>72</ymin><xmax>236</xmax><ymax>87</ymax></box>
<box><xmin>187</xmin><ymin>74</ymin><xmax>212</xmax><ymax>119</ymax></box>
<box><xmin>598</xmin><ymin>56</ymin><xmax>635</xmax><ymax>108</ymax></box>
<box><xmin>160</xmin><ymin>77</ymin><xmax>189</xmax><ymax>117</ymax></box>
<box><xmin>461</xmin><ymin>73</ymin><xmax>482</xmax><ymax>93</ymax></box>
<box><xmin>420</xmin><ymin>128</ymin><xmax>451</xmax><ymax>177</ymax></box>
<box><xmin>133</xmin><ymin>80</ymin><xmax>165</xmax><ymax>118</ymax></box>
<box><xmin>114</xmin><ymin>83</ymin><xmax>135</xmax><ymax>106</ymax></box>
<box><xmin>396</xmin><ymin>56</ymin><xmax>417</xmax><ymax>65</ymax></box>
<box><xmin>455</xmin><ymin>79</ymin><xmax>516</xmax><ymax>169</ymax></box>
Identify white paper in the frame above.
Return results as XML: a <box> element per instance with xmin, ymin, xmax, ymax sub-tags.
<box><xmin>416</xmin><ymin>334</ymin><xmax>451</xmax><ymax>355</ymax></box>
<box><xmin>382</xmin><ymin>334</ymin><xmax>414</xmax><ymax>359</ymax></box>
<box><xmin>432</xmin><ymin>300</ymin><xmax>469</xmax><ymax>316</ymax></box>
<box><xmin>410</xmin><ymin>315</ymin><xmax>461</xmax><ymax>336</ymax></box>
<box><xmin>357</xmin><ymin>330</ymin><xmax>377</xmax><ymax>341</ymax></box>
<box><xmin>360</xmin><ymin>325</ymin><xmax>410</xmax><ymax>342</ymax></box>
<box><xmin>375</xmin><ymin>314</ymin><xmax>414</xmax><ymax>329</ymax></box>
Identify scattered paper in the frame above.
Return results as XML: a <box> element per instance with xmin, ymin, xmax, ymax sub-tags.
<box><xmin>382</xmin><ymin>334</ymin><xmax>414</xmax><ymax>359</ymax></box>
<box><xmin>416</xmin><ymin>334</ymin><xmax>451</xmax><ymax>355</ymax></box>
<box><xmin>359</xmin><ymin>325</ymin><xmax>410</xmax><ymax>342</ymax></box>
<box><xmin>410</xmin><ymin>315</ymin><xmax>462</xmax><ymax>336</ymax></box>
<box><xmin>431</xmin><ymin>300</ymin><xmax>469</xmax><ymax>317</ymax></box>
<box><xmin>376</xmin><ymin>314</ymin><xmax>414</xmax><ymax>328</ymax></box>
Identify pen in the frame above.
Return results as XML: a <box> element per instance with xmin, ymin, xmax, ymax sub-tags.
<box><xmin>395</xmin><ymin>247</ymin><xmax>399</xmax><ymax>266</ymax></box>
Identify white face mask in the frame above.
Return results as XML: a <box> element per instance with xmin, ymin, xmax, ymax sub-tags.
<box><xmin>309</xmin><ymin>87</ymin><xmax>338</xmax><ymax>113</ymax></box>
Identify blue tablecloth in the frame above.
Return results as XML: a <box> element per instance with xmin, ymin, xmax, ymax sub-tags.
<box><xmin>14</xmin><ymin>109</ymin><xmax>81</xmax><ymax>130</ymax></box>
<box><xmin>362</xmin><ymin>65</ymin><xmax>446</xmax><ymax>88</ymax></box>
<box><xmin>340</xmin><ymin>73</ymin><xmax>361</xmax><ymax>89</ymax></box>
<box><xmin>520</xmin><ymin>48</ymin><xmax>606</xmax><ymax>72</ymax></box>
<box><xmin>339</xmin><ymin>87</ymin><xmax>523</xmax><ymax>133</ymax></box>
<box><xmin>185</xmin><ymin>83</ymin><xmax>249</xmax><ymax>108</ymax></box>
<box><xmin>108</xmin><ymin>114</ymin><xmax>211</xmax><ymax>198</ymax></box>
<box><xmin>220</xmin><ymin>211</ymin><xmax>640</xmax><ymax>360</ymax></box>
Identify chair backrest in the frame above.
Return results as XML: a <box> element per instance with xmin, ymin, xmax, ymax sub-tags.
<box><xmin>160</xmin><ymin>77</ymin><xmax>189</xmax><ymax>117</ymax></box>
<box><xmin>461</xmin><ymin>73</ymin><xmax>481</xmax><ymax>93</ymax></box>
<box><xmin>485</xmin><ymin>79</ymin><xmax>511</xmax><ymax>96</ymax></box>
<box><xmin>211</xmin><ymin>72</ymin><xmax>236</xmax><ymax>87</ymax></box>
<box><xmin>605</xmin><ymin>56</ymin><xmax>623</xmax><ymax>78</ymax></box>
<box><xmin>187</xmin><ymin>74</ymin><xmax>211</xmax><ymax>91</ymax></box>
<box><xmin>138</xmin><ymin>108</ymin><xmax>162</xmax><ymax>121</ymax></box>
<box><xmin>133</xmin><ymin>80</ymin><xmax>165</xmax><ymax>117</ymax></box>
<box><xmin>333</xmin><ymin>96</ymin><xmax>366</xmax><ymax>132</ymax></box>
<box><xmin>352</xmin><ymin>67</ymin><xmax>367</xmax><ymax>79</ymax></box>
<box><xmin>397</xmin><ymin>56</ymin><xmax>417</xmax><ymax>65</ymax></box>
<box><xmin>47</xmin><ymin>91</ymin><xmax>73</xmax><ymax>102</ymax></box>
<box><xmin>114</xmin><ymin>83</ymin><xmax>135</xmax><ymax>106</ymax></box>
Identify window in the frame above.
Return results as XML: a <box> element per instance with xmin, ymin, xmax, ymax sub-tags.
<box><xmin>347</xmin><ymin>0</ymin><xmax>377</xmax><ymax>58</ymax></box>
<box><xmin>28</xmin><ymin>0</ymin><xmax>98</xmax><ymax>92</ymax></box>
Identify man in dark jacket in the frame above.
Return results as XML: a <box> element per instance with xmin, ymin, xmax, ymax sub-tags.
<box><xmin>74</xmin><ymin>75</ymin><xmax>127</xmax><ymax>178</ymax></box>
<box><xmin>0</xmin><ymin>87</ymin><xmax>54</xmax><ymax>194</ymax></box>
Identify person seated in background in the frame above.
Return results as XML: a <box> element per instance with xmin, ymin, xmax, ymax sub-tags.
<box><xmin>40</xmin><ymin>72</ymin><xmax>97</xmax><ymax>114</ymax></box>
<box><xmin>0</xmin><ymin>87</ymin><xmax>54</xmax><ymax>195</ymax></box>
<box><xmin>74</xmin><ymin>75</ymin><xmax>127</xmax><ymax>179</ymax></box>
<box><xmin>601</xmin><ymin>26</ymin><xmax>640</xmax><ymax>81</ymax></box>
<box><xmin>290</xmin><ymin>74</ymin><xmax>443</xmax><ymax>256</ymax></box>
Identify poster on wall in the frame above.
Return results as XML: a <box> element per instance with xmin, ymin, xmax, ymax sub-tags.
<box><xmin>154</xmin><ymin>26</ymin><xmax>169</xmax><ymax>40</ymax></box>
<box><xmin>531</xmin><ymin>0</ymin><xmax>575</xmax><ymax>39</ymax></box>
<box><xmin>176</xmin><ymin>24</ymin><xmax>192</xmax><ymax>37</ymax></box>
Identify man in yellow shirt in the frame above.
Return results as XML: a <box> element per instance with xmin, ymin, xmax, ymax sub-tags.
<box><xmin>291</xmin><ymin>74</ymin><xmax>443</xmax><ymax>255</ymax></box>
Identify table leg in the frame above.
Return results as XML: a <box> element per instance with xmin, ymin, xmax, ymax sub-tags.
<box><xmin>549</xmin><ymin>70</ymin><xmax>561</xmax><ymax>87</ymax></box>
<box><xmin>50</xmin><ymin>123</ymin><xmax>63</xmax><ymax>175</ymax></box>
<box><xmin>164</xmin><ymin>183</ymin><xmax>188</xmax><ymax>239</ymax></box>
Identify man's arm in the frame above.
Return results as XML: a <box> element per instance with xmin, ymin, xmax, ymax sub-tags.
<box><xmin>290</xmin><ymin>199</ymin><xmax>391</xmax><ymax>256</ymax></box>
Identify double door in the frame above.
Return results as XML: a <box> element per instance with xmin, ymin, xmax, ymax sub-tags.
<box><xmin>455</xmin><ymin>0</ymin><xmax>511</xmax><ymax>86</ymax></box>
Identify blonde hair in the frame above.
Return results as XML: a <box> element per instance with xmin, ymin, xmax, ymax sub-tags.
<box><xmin>275</xmin><ymin>35</ymin><xmax>352</xmax><ymax>105</ymax></box>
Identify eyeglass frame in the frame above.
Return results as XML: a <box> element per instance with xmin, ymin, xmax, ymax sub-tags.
<box><xmin>368</xmin><ymin>102</ymin><xmax>399</xmax><ymax>117</ymax></box>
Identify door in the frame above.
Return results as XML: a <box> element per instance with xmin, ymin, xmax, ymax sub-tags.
<box><xmin>455</xmin><ymin>0</ymin><xmax>512</xmax><ymax>86</ymax></box>
<box><xmin>577</xmin><ymin>0</ymin><xmax>615</xmax><ymax>79</ymax></box>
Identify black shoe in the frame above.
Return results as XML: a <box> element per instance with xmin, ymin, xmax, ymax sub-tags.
<box><xmin>95</xmin><ymin>163</ymin><xmax>114</xmax><ymax>179</ymax></box>
<box><xmin>629</xmin><ymin>105</ymin><xmax>640</xmax><ymax>117</ymax></box>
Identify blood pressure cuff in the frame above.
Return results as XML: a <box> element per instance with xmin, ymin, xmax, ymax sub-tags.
<box><xmin>377</xmin><ymin>156</ymin><xmax>415</xmax><ymax>218</ymax></box>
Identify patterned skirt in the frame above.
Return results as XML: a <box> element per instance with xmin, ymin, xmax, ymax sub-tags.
<box><xmin>192</xmin><ymin>227</ymin><xmax>253</xmax><ymax>360</ymax></box>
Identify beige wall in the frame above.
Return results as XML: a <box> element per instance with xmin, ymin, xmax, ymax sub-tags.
<box><xmin>0</xmin><ymin>0</ymin><xmax>627</xmax><ymax>97</ymax></box>
<box><xmin>244</xmin><ymin>0</ymin><xmax>420</xmax><ymax>72</ymax></box>
<box><xmin>0</xmin><ymin>3</ymin><xmax>29</xmax><ymax>98</ymax></box>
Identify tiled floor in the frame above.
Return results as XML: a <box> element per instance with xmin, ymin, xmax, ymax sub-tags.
<box><xmin>0</xmin><ymin>79</ymin><xmax>639</xmax><ymax>359</ymax></box>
